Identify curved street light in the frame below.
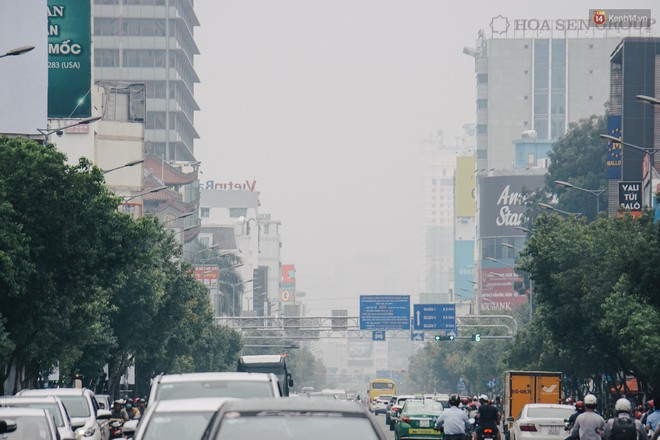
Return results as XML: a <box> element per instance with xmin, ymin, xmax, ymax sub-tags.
<box><xmin>123</xmin><ymin>185</ymin><xmax>167</xmax><ymax>202</ymax></box>
<box><xmin>37</xmin><ymin>116</ymin><xmax>102</xmax><ymax>145</ymax></box>
<box><xmin>102</xmin><ymin>159</ymin><xmax>144</xmax><ymax>175</ymax></box>
<box><xmin>0</xmin><ymin>45</ymin><xmax>35</xmax><ymax>59</ymax></box>
<box><xmin>636</xmin><ymin>95</ymin><xmax>660</xmax><ymax>106</ymax></box>
<box><xmin>555</xmin><ymin>180</ymin><xmax>605</xmax><ymax>215</ymax></box>
<box><xmin>538</xmin><ymin>202</ymin><xmax>582</xmax><ymax>217</ymax></box>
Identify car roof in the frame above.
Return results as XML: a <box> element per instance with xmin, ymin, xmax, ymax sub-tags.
<box><xmin>524</xmin><ymin>404</ymin><xmax>574</xmax><ymax>409</ymax></box>
<box><xmin>157</xmin><ymin>372</ymin><xmax>275</xmax><ymax>384</ymax></box>
<box><xmin>152</xmin><ymin>398</ymin><xmax>233</xmax><ymax>413</ymax></box>
<box><xmin>0</xmin><ymin>396</ymin><xmax>62</xmax><ymax>404</ymax></box>
<box><xmin>219</xmin><ymin>397</ymin><xmax>368</xmax><ymax>413</ymax></box>
<box><xmin>0</xmin><ymin>407</ymin><xmax>51</xmax><ymax>416</ymax></box>
<box><xmin>17</xmin><ymin>388</ymin><xmax>89</xmax><ymax>396</ymax></box>
<box><xmin>239</xmin><ymin>355</ymin><xmax>283</xmax><ymax>363</ymax></box>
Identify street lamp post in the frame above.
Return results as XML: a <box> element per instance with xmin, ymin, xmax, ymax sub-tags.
<box><xmin>600</xmin><ymin>134</ymin><xmax>660</xmax><ymax>209</ymax></box>
<box><xmin>0</xmin><ymin>46</ymin><xmax>35</xmax><ymax>59</ymax></box>
<box><xmin>554</xmin><ymin>180</ymin><xmax>606</xmax><ymax>216</ymax></box>
<box><xmin>102</xmin><ymin>159</ymin><xmax>144</xmax><ymax>175</ymax></box>
<box><xmin>229</xmin><ymin>279</ymin><xmax>254</xmax><ymax>317</ymax></box>
<box><xmin>37</xmin><ymin>116</ymin><xmax>102</xmax><ymax>146</ymax></box>
<box><xmin>538</xmin><ymin>202</ymin><xmax>582</xmax><ymax>217</ymax></box>
<box><xmin>636</xmin><ymin>95</ymin><xmax>660</xmax><ymax>106</ymax></box>
<box><xmin>123</xmin><ymin>185</ymin><xmax>167</xmax><ymax>202</ymax></box>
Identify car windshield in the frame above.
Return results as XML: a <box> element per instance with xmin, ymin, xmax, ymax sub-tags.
<box><xmin>0</xmin><ymin>415</ymin><xmax>49</xmax><ymax>439</ymax></box>
<box><xmin>5</xmin><ymin>403</ymin><xmax>63</xmax><ymax>426</ymax></box>
<box><xmin>141</xmin><ymin>412</ymin><xmax>215</xmax><ymax>440</ymax></box>
<box><xmin>526</xmin><ymin>407</ymin><xmax>574</xmax><ymax>419</ymax></box>
<box><xmin>156</xmin><ymin>381</ymin><xmax>275</xmax><ymax>400</ymax></box>
<box><xmin>214</xmin><ymin>413</ymin><xmax>380</xmax><ymax>440</ymax></box>
<box><xmin>58</xmin><ymin>396</ymin><xmax>90</xmax><ymax>418</ymax></box>
<box><xmin>403</xmin><ymin>401</ymin><xmax>444</xmax><ymax>415</ymax></box>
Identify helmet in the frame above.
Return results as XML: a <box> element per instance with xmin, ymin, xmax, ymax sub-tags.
<box><xmin>139</xmin><ymin>398</ymin><xmax>146</xmax><ymax>404</ymax></box>
<box><xmin>575</xmin><ymin>401</ymin><xmax>585</xmax><ymax>411</ymax></box>
<box><xmin>584</xmin><ymin>394</ymin><xmax>597</xmax><ymax>407</ymax></box>
<box><xmin>564</xmin><ymin>398</ymin><xmax>574</xmax><ymax>405</ymax></box>
<box><xmin>615</xmin><ymin>398</ymin><xmax>632</xmax><ymax>413</ymax></box>
<box><xmin>113</xmin><ymin>400</ymin><xmax>122</xmax><ymax>406</ymax></box>
<box><xmin>649</xmin><ymin>400</ymin><xmax>655</xmax><ymax>409</ymax></box>
<box><xmin>479</xmin><ymin>394</ymin><xmax>489</xmax><ymax>402</ymax></box>
<box><xmin>460</xmin><ymin>397</ymin><xmax>470</xmax><ymax>406</ymax></box>
<box><xmin>126</xmin><ymin>398</ymin><xmax>134</xmax><ymax>404</ymax></box>
<box><xmin>449</xmin><ymin>394</ymin><xmax>461</xmax><ymax>406</ymax></box>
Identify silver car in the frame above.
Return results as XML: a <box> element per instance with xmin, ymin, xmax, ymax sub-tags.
<box><xmin>148</xmin><ymin>372</ymin><xmax>283</xmax><ymax>402</ymax></box>
<box><xmin>0</xmin><ymin>406</ymin><xmax>60</xmax><ymax>439</ymax></box>
<box><xmin>132</xmin><ymin>397</ymin><xmax>230</xmax><ymax>440</ymax></box>
<box><xmin>16</xmin><ymin>388</ymin><xmax>111</xmax><ymax>440</ymax></box>
<box><xmin>0</xmin><ymin>395</ymin><xmax>76</xmax><ymax>439</ymax></box>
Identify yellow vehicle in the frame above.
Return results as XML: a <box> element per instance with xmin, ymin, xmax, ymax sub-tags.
<box><xmin>368</xmin><ymin>378</ymin><xmax>397</xmax><ymax>402</ymax></box>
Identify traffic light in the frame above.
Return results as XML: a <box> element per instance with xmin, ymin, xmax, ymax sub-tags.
<box><xmin>434</xmin><ymin>335</ymin><xmax>455</xmax><ymax>341</ymax></box>
<box><xmin>472</xmin><ymin>333</ymin><xmax>481</xmax><ymax>342</ymax></box>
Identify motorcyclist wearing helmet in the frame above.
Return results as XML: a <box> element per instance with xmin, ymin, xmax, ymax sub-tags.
<box><xmin>137</xmin><ymin>398</ymin><xmax>147</xmax><ymax>416</ymax></box>
<box><xmin>566</xmin><ymin>401</ymin><xmax>586</xmax><ymax>431</ymax></box>
<box><xmin>435</xmin><ymin>393</ymin><xmax>470</xmax><ymax>440</ymax></box>
<box><xmin>124</xmin><ymin>398</ymin><xmax>140</xmax><ymax>420</ymax></box>
<box><xmin>570</xmin><ymin>394</ymin><xmax>605</xmax><ymax>440</ymax></box>
<box><xmin>473</xmin><ymin>394</ymin><xmax>501</xmax><ymax>440</ymax></box>
<box><xmin>110</xmin><ymin>400</ymin><xmax>128</xmax><ymax>421</ymax></box>
<box><xmin>604</xmin><ymin>398</ymin><xmax>648</xmax><ymax>440</ymax></box>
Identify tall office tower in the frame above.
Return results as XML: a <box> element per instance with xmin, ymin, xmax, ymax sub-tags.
<box><xmin>94</xmin><ymin>0</ymin><xmax>201</xmax><ymax>244</ymax></box>
<box><xmin>93</xmin><ymin>0</ymin><xmax>199</xmax><ymax>162</ymax></box>
<box><xmin>465</xmin><ymin>20</ymin><xmax>631</xmax><ymax>172</ymax></box>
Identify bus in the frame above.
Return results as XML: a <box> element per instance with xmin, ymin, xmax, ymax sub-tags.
<box><xmin>237</xmin><ymin>354</ymin><xmax>293</xmax><ymax>396</ymax></box>
<box><xmin>368</xmin><ymin>378</ymin><xmax>397</xmax><ymax>402</ymax></box>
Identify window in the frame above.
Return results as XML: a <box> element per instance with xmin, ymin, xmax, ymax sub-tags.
<box><xmin>200</xmin><ymin>207</ymin><xmax>210</xmax><ymax>218</ymax></box>
<box><xmin>230</xmin><ymin>208</ymin><xmax>247</xmax><ymax>218</ymax></box>
<box><xmin>476</xmin><ymin>99</ymin><xmax>487</xmax><ymax>109</ymax></box>
<box><xmin>477</xmin><ymin>73</ymin><xmax>488</xmax><ymax>84</ymax></box>
<box><xmin>476</xmin><ymin>124</ymin><xmax>488</xmax><ymax>135</ymax></box>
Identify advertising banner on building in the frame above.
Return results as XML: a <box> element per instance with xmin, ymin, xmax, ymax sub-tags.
<box><xmin>193</xmin><ymin>265</ymin><xmax>219</xmax><ymax>287</ymax></box>
<box><xmin>280</xmin><ymin>264</ymin><xmax>295</xmax><ymax>302</ymax></box>
<box><xmin>454</xmin><ymin>240</ymin><xmax>475</xmax><ymax>299</ymax></box>
<box><xmin>479</xmin><ymin>175</ymin><xmax>545</xmax><ymax>237</ymax></box>
<box><xmin>48</xmin><ymin>0</ymin><xmax>92</xmax><ymax>118</ymax></box>
<box><xmin>480</xmin><ymin>267</ymin><xmax>528</xmax><ymax>312</ymax></box>
<box><xmin>456</xmin><ymin>156</ymin><xmax>477</xmax><ymax>217</ymax></box>
<box><xmin>618</xmin><ymin>181</ymin><xmax>643</xmax><ymax>217</ymax></box>
<box><xmin>607</xmin><ymin>115</ymin><xmax>622</xmax><ymax>179</ymax></box>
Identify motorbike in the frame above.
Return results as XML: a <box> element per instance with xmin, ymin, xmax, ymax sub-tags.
<box><xmin>109</xmin><ymin>419</ymin><xmax>125</xmax><ymax>439</ymax></box>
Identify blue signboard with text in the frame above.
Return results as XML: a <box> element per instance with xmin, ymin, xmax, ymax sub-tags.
<box><xmin>360</xmin><ymin>295</ymin><xmax>410</xmax><ymax>330</ymax></box>
<box><xmin>413</xmin><ymin>304</ymin><xmax>456</xmax><ymax>331</ymax></box>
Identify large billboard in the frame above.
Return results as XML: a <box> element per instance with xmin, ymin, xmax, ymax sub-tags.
<box><xmin>479</xmin><ymin>175</ymin><xmax>545</xmax><ymax>237</ymax></box>
<box><xmin>606</xmin><ymin>115</ymin><xmax>622</xmax><ymax>179</ymax></box>
<box><xmin>456</xmin><ymin>156</ymin><xmax>476</xmax><ymax>217</ymax></box>
<box><xmin>0</xmin><ymin>0</ymin><xmax>47</xmax><ymax>134</ymax></box>
<box><xmin>454</xmin><ymin>240</ymin><xmax>475</xmax><ymax>299</ymax></box>
<box><xmin>47</xmin><ymin>0</ymin><xmax>92</xmax><ymax>118</ymax></box>
<box><xmin>280</xmin><ymin>264</ymin><xmax>295</xmax><ymax>302</ymax></box>
<box><xmin>480</xmin><ymin>267</ymin><xmax>528</xmax><ymax>312</ymax></box>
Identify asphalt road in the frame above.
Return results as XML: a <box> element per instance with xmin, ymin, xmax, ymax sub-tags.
<box><xmin>374</xmin><ymin>413</ymin><xmax>396</xmax><ymax>440</ymax></box>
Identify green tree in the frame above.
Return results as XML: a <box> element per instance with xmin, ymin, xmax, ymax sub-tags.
<box><xmin>546</xmin><ymin>114</ymin><xmax>608</xmax><ymax>221</ymax></box>
<box><xmin>286</xmin><ymin>347</ymin><xmax>327</xmax><ymax>391</ymax></box>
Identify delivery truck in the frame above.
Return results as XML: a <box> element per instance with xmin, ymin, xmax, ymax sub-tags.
<box><xmin>503</xmin><ymin>371</ymin><xmax>563</xmax><ymax>438</ymax></box>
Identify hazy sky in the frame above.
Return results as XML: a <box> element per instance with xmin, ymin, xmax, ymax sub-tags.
<box><xmin>193</xmin><ymin>0</ymin><xmax>657</xmax><ymax>315</ymax></box>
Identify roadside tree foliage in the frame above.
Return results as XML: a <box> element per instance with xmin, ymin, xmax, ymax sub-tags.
<box><xmin>507</xmin><ymin>213</ymin><xmax>660</xmax><ymax>396</ymax></box>
<box><xmin>0</xmin><ymin>137</ymin><xmax>242</xmax><ymax>395</ymax></box>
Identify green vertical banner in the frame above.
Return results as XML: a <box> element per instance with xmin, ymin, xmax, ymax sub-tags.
<box><xmin>47</xmin><ymin>0</ymin><xmax>91</xmax><ymax>118</ymax></box>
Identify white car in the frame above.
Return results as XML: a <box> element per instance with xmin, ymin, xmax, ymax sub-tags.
<box><xmin>148</xmin><ymin>372</ymin><xmax>283</xmax><ymax>403</ymax></box>
<box><xmin>0</xmin><ymin>395</ymin><xmax>76</xmax><ymax>440</ymax></box>
<box><xmin>509</xmin><ymin>404</ymin><xmax>575</xmax><ymax>440</ymax></box>
<box><xmin>16</xmin><ymin>388</ymin><xmax>111</xmax><ymax>440</ymax></box>
<box><xmin>371</xmin><ymin>395</ymin><xmax>394</xmax><ymax>414</ymax></box>
<box><xmin>132</xmin><ymin>397</ymin><xmax>230</xmax><ymax>440</ymax></box>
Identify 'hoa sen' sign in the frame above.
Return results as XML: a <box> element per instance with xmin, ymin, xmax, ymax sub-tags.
<box><xmin>201</xmin><ymin>180</ymin><xmax>257</xmax><ymax>191</ymax></box>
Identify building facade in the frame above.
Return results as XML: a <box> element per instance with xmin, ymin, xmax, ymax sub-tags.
<box><xmin>467</xmin><ymin>29</ymin><xmax>621</xmax><ymax>172</ymax></box>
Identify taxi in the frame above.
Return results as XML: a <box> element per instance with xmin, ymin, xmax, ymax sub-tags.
<box><xmin>394</xmin><ymin>399</ymin><xmax>444</xmax><ymax>440</ymax></box>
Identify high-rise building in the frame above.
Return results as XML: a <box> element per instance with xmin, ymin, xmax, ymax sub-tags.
<box><xmin>607</xmin><ymin>38</ymin><xmax>660</xmax><ymax>213</ymax></box>
<box><xmin>465</xmin><ymin>21</ymin><xmax>626</xmax><ymax>172</ymax></box>
<box><xmin>93</xmin><ymin>0</ymin><xmax>201</xmax><ymax>243</ymax></box>
<box><xmin>93</xmin><ymin>0</ymin><xmax>199</xmax><ymax>163</ymax></box>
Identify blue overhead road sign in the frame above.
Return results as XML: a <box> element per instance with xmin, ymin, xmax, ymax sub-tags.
<box><xmin>413</xmin><ymin>304</ymin><xmax>456</xmax><ymax>331</ymax></box>
<box><xmin>360</xmin><ymin>295</ymin><xmax>410</xmax><ymax>330</ymax></box>
<box><xmin>411</xmin><ymin>330</ymin><xmax>425</xmax><ymax>342</ymax></box>
<box><xmin>372</xmin><ymin>331</ymin><xmax>386</xmax><ymax>341</ymax></box>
